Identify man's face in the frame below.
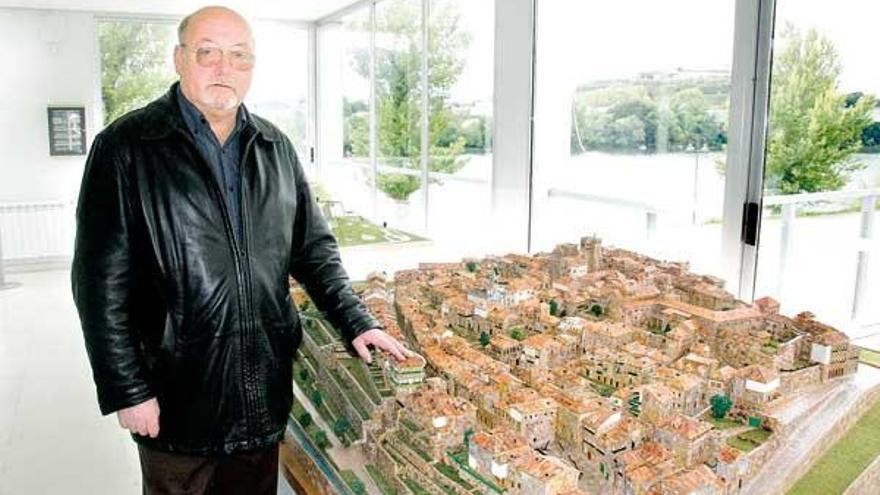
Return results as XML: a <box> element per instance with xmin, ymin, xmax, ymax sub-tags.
<box><xmin>174</xmin><ymin>10</ymin><xmax>255</xmax><ymax>115</ymax></box>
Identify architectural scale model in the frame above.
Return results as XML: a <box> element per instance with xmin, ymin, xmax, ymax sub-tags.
<box><xmin>284</xmin><ymin>236</ymin><xmax>865</xmax><ymax>495</ymax></box>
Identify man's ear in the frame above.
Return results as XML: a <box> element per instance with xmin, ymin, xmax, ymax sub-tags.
<box><xmin>173</xmin><ymin>45</ymin><xmax>183</xmax><ymax>76</ymax></box>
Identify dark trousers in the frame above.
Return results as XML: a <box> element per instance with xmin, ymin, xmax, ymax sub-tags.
<box><xmin>137</xmin><ymin>443</ymin><xmax>279</xmax><ymax>495</ymax></box>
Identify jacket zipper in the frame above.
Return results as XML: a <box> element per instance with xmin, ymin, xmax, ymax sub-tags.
<box><xmin>178</xmin><ymin>130</ymin><xmax>259</xmax><ymax>436</ymax></box>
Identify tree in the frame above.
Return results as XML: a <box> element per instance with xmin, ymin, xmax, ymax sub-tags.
<box><xmin>549</xmin><ymin>299</ymin><xmax>560</xmax><ymax>316</ymax></box>
<box><xmin>509</xmin><ymin>327</ymin><xmax>525</xmax><ymax>341</ymax></box>
<box><xmin>299</xmin><ymin>367</ymin><xmax>310</xmax><ymax>382</ymax></box>
<box><xmin>479</xmin><ymin>331</ymin><xmax>491</xmax><ymax>348</ymax></box>
<box><xmin>299</xmin><ymin>412</ymin><xmax>312</xmax><ymax>428</ymax></box>
<box><xmin>765</xmin><ymin>26</ymin><xmax>875</xmax><ymax>195</ymax></box>
<box><xmin>348</xmin><ymin>1</ymin><xmax>472</xmax><ymax>201</ymax></box>
<box><xmin>466</xmin><ymin>261</ymin><xmax>478</xmax><ymax>273</ymax></box>
<box><xmin>711</xmin><ymin>394</ymin><xmax>733</xmax><ymax>419</ymax></box>
<box><xmin>334</xmin><ymin>417</ymin><xmax>352</xmax><ymax>438</ymax></box>
<box><xmin>99</xmin><ymin>22</ymin><xmax>176</xmax><ymax>125</ymax></box>
<box><xmin>590</xmin><ymin>304</ymin><xmax>604</xmax><ymax>318</ymax></box>
<box><xmin>348</xmin><ymin>479</ymin><xmax>366</xmax><ymax>495</ymax></box>
<box><xmin>311</xmin><ymin>389</ymin><xmax>323</xmax><ymax>408</ymax></box>
<box><xmin>314</xmin><ymin>430</ymin><xmax>330</xmax><ymax>449</ymax></box>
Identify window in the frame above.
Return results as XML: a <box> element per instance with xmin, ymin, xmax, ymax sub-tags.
<box><xmin>756</xmin><ymin>1</ymin><xmax>880</xmax><ymax>327</ymax></box>
<box><xmin>532</xmin><ymin>1</ymin><xmax>736</xmax><ymax>281</ymax></box>
<box><xmin>318</xmin><ymin>0</ymin><xmax>494</xmax><ymax>278</ymax></box>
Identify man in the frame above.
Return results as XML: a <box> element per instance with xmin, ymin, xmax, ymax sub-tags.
<box><xmin>72</xmin><ymin>6</ymin><xmax>415</xmax><ymax>494</ymax></box>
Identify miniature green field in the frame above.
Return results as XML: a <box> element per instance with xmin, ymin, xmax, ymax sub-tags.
<box><xmin>859</xmin><ymin>348</ymin><xmax>880</xmax><ymax>368</ymax></box>
<box><xmin>788</xmin><ymin>396</ymin><xmax>880</xmax><ymax>495</ymax></box>
<box><xmin>329</xmin><ymin>215</ymin><xmax>426</xmax><ymax>247</ymax></box>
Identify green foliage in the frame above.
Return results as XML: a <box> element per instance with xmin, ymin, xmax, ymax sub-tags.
<box><xmin>98</xmin><ymin>22</ymin><xmax>176</xmax><ymax>125</ymax></box>
<box><xmin>346</xmin><ymin>1</ymin><xmax>472</xmax><ymax>201</ymax></box>
<box><xmin>334</xmin><ymin>416</ymin><xmax>352</xmax><ymax>438</ymax></box>
<box><xmin>466</xmin><ymin>261</ymin><xmax>477</xmax><ymax>273</ymax></box>
<box><xmin>299</xmin><ymin>367</ymin><xmax>309</xmax><ymax>382</ymax></box>
<box><xmin>509</xmin><ymin>327</ymin><xmax>525</xmax><ymax>341</ymax></box>
<box><xmin>571</xmin><ymin>81</ymin><xmax>728</xmax><ymax>154</ymax></box>
<box><xmin>710</xmin><ymin>393</ymin><xmax>733</xmax><ymax>419</ymax></box>
<box><xmin>479</xmin><ymin>331</ymin><xmax>491</xmax><ymax>348</ymax></box>
<box><xmin>765</xmin><ymin>26</ymin><xmax>875</xmax><ymax>194</ymax></box>
<box><xmin>311</xmin><ymin>389</ymin><xmax>323</xmax><ymax>408</ymax></box>
<box><xmin>549</xmin><ymin>299</ymin><xmax>559</xmax><ymax>316</ymax></box>
<box><xmin>299</xmin><ymin>412</ymin><xmax>312</xmax><ymax>428</ymax></box>
<box><xmin>314</xmin><ymin>430</ymin><xmax>330</xmax><ymax>449</ymax></box>
<box><xmin>464</xmin><ymin>427</ymin><xmax>475</xmax><ymax>446</ymax></box>
<box><xmin>590</xmin><ymin>304</ymin><xmax>604</xmax><ymax>318</ymax></box>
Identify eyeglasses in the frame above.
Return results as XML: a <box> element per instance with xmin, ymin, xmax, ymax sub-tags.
<box><xmin>179</xmin><ymin>44</ymin><xmax>256</xmax><ymax>70</ymax></box>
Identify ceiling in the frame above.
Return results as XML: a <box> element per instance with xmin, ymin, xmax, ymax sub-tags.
<box><xmin>0</xmin><ymin>0</ymin><xmax>360</xmax><ymax>22</ymax></box>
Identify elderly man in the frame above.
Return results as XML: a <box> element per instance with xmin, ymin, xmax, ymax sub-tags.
<box><xmin>72</xmin><ymin>6</ymin><xmax>414</xmax><ymax>494</ymax></box>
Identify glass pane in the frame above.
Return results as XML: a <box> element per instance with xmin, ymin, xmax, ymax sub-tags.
<box><xmin>532</xmin><ymin>1</ymin><xmax>736</xmax><ymax>283</ymax></box>
<box><xmin>426</xmin><ymin>0</ymin><xmax>494</xmax><ymax>257</ymax></box>
<box><xmin>98</xmin><ymin>21</ymin><xmax>177</xmax><ymax>126</ymax></box>
<box><xmin>247</xmin><ymin>22</ymin><xmax>309</xmax><ymax>162</ymax></box>
<box><xmin>373</xmin><ymin>0</ymin><xmax>425</xmax><ymax>235</ymax></box>
<box><xmin>317</xmin><ymin>7</ymin><xmax>384</xmax><ymax>253</ymax></box>
<box><xmin>756</xmin><ymin>1</ymin><xmax>880</xmax><ymax>329</ymax></box>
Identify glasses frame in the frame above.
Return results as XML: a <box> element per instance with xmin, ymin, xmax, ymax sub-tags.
<box><xmin>178</xmin><ymin>43</ymin><xmax>256</xmax><ymax>70</ymax></box>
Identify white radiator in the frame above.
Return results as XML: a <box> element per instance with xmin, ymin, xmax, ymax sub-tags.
<box><xmin>0</xmin><ymin>200</ymin><xmax>76</xmax><ymax>264</ymax></box>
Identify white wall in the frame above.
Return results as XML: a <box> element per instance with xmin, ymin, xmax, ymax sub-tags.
<box><xmin>0</xmin><ymin>8</ymin><xmax>102</xmax><ymax>203</ymax></box>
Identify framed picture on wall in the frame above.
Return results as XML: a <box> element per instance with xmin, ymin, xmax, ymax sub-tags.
<box><xmin>47</xmin><ymin>106</ymin><xmax>86</xmax><ymax>156</ymax></box>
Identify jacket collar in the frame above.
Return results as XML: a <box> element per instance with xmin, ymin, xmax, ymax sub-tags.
<box><xmin>139</xmin><ymin>82</ymin><xmax>281</xmax><ymax>143</ymax></box>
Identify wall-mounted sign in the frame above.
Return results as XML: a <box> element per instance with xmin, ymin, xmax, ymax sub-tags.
<box><xmin>47</xmin><ymin>106</ymin><xmax>86</xmax><ymax>156</ymax></box>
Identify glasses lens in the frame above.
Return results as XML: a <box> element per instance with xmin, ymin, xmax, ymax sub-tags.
<box><xmin>195</xmin><ymin>47</ymin><xmax>221</xmax><ymax>67</ymax></box>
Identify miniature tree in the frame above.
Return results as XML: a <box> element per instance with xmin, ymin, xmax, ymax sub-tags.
<box><xmin>334</xmin><ymin>417</ymin><xmax>352</xmax><ymax>439</ymax></box>
<box><xmin>549</xmin><ymin>299</ymin><xmax>560</xmax><ymax>316</ymax></box>
<box><xmin>664</xmin><ymin>322</ymin><xmax>672</xmax><ymax>334</ymax></box>
<box><xmin>349</xmin><ymin>479</ymin><xmax>366</xmax><ymax>495</ymax></box>
<box><xmin>479</xmin><ymin>331</ymin><xmax>491</xmax><ymax>348</ymax></box>
<box><xmin>628</xmin><ymin>394</ymin><xmax>641</xmax><ymax>417</ymax></box>
<box><xmin>711</xmin><ymin>394</ymin><xmax>733</xmax><ymax>419</ymax></box>
<box><xmin>314</xmin><ymin>430</ymin><xmax>330</xmax><ymax>449</ymax></box>
<box><xmin>591</xmin><ymin>304</ymin><xmax>604</xmax><ymax>318</ymax></box>
<box><xmin>464</xmin><ymin>428</ymin><xmax>475</xmax><ymax>447</ymax></box>
<box><xmin>299</xmin><ymin>367</ymin><xmax>309</xmax><ymax>382</ymax></box>
<box><xmin>311</xmin><ymin>389</ymin><xmax>323</xmax><ymax>408</ymax></box>
<box><xmin>299</xmin><ymin>412</ymin><xmax>312</xmax><ymax>428</ymax></box>
<box><xmin>510</xmin><ymin>328</ymin><xmax>525</xmax><ymax>341</ymax></box>
<box><xmin>466</xmin><ymin>261</ymin><xmax>477</xmax><ymax>273</ymax></box>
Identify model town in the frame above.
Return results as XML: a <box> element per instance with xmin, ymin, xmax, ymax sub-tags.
<box><xmin>285</xmin><ymin>236</ymin><xmax>863</xmax><ymax>495</ymax></box>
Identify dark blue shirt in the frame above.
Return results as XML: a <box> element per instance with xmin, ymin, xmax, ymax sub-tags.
<box><xmin>176</xmin><ymin>85</ymin><xmax>249</xmax><ymax>243</ymax></box>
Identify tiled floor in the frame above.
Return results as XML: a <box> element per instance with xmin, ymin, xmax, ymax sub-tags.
<box><xmin>0</xmin><ymin>269</ymin><xmax>294</xmax><ymax>494</ymax></box>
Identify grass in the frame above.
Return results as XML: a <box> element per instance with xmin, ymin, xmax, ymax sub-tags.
<box><xmin>330</xmin><ymin>215</ymin><xmax>425</xmax><ymax>247</ymax></box>
<box><xmin>365</xmin><ymin>464</ymin><xmax>400</xmax><ymax>495</ymax></box>
<box><xmin>340</xmin><ymin>470</ymin><xmax>365</xmax><ymax>494</ymax></box>
<box><xmin>402</xmin><ymin>477</ymin><xmax>432</xmax><ymax>495</ymax></box>
<box><xmin>788</xmin><ymin>396</ymin><xmax>880</xmax><ymax>495</ymax></box>
<box><xmin>727</xmin><ymin>428</ymin><xmax>772</xmax><ymax>452</ymax></box>
<box><xmin>859</xmin><ymin>348</ymin><xmax>880</xmax><ymax>368</ymax></box>
<box><xmin>436</xmin><ymin>462</ymin><xmax>475</xmax><ymax>490</ymax></box>
<box><xmin>341</xmin><ymin>358</ymin><xmax>382</xmax><ymax>404</ymax></box>
<box><xmin>706</xmin><ymin>415</ymin><xmax>743</xmax><ymax>430</ymax></box>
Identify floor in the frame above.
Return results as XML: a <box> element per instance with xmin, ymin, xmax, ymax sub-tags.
<box><xmin>0</xmin><ymin>269</ymin><xmax>295</xmax><ymax>494</ymax></box>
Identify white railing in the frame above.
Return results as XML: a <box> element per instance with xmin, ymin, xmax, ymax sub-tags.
<box><xmin>0</xmin><ymin>200</ymin><xmax>76</xmax><ymax>273</ymax></box>
<box><xmin>764</xmin><ymin>189</ymin><xmax>880</xmax><ymax>322</ymax></box>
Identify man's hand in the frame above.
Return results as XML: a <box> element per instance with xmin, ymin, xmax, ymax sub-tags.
<box><xmin>117</xmin><ymin>397</ymin><xmax>160</xmax><ymax>438</ymax></box>
<box><xmin>352</xmin><ymin>328</ymin><xmax>418</xmax><ymax>364</ymax></box>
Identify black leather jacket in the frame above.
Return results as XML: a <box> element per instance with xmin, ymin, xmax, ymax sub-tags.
<box><xmin>71</xmin><ymin>83</ymin><xmax>379</xmax><ymax>455</ymax></box>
